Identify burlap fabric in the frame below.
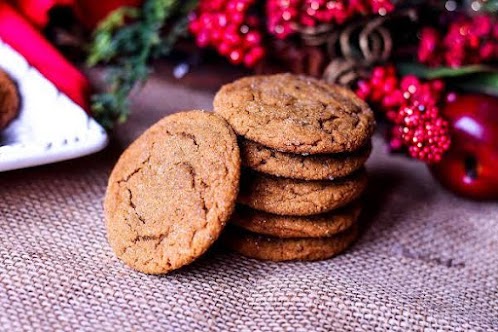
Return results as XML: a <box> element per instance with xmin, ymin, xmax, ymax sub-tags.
<box><xmin>1</xmin><ymin>78</ymin><xmax>497</xmax><ymax>331</ymax></box>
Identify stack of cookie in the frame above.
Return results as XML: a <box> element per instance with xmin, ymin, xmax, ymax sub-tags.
<box><xmin>214</xmin><ymin>73</ymin><xmax>375</xmax><ymax>262</ymax></box>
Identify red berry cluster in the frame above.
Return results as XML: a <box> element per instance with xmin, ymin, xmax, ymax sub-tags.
<box><xmin>189</xmin><ymin>0</ymin><xmax>265</xmax><ymax>68</ymax></box>
<box><xmin>266</xmin><ymin>0</ymin><xmax>395</xmax><ymax>39</ymax></box>
<box><xmin>356</xmin><ymin>66</ymin><xmax>451</xmax><ymax>163</ymax></box>
<box><xmin>418</xmin><ymin>14</ymin><xmax>498</xmax><ymax>67</ymax></box>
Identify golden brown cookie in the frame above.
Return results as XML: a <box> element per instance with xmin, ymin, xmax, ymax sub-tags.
<box><xmin>238</xmin><ymin>169</ymin><xmax>367</xmax><ymax>216</ymax></box>
<box><xmin>0</xmin><ymin>69</ymin><xmax>20</xmax><ymax>130</ymax></box>
<box><xmin>240</xmin><ymin>138</ymin><xmax>371</xmax><ymax>180</ymax></box>
<box><xmin>231</xmin><ymin>202</ymin><xmax>361</xmax><ymax>238</ymax></box>
<box><xmin>104</xmin><ymin>111</ymin><xmax>241</xmax><ymax>274</ymax></box>
<box><xmin>222</xmin><ymin>224</ymin><xmax>359</xmax><ymax>261</ymax></box>
<box><xmin>214</xmin><ymin>73</ymin><xmax>375</xmax><ymax>154</ymax></box>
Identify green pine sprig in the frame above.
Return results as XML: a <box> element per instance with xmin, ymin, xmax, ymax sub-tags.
<box><xmin>88</xmin><ymin>0</ymin><xmax>198</xmax><ymax>129</ymax></box>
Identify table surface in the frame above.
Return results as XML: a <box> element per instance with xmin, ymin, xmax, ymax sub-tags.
<box><xmin>1</xmin><ymin>69</ymin><xmax>497</xmax><ymax>332</ymax></box>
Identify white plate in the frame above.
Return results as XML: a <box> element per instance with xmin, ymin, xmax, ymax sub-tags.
<box><xmin>0</xmin><ymin>38</ymin><xmax>108</xmax><ymax>172</ymax></box>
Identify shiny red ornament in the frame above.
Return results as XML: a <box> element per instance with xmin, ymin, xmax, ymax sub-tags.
<box><xmin>431</xmin><ymin>94</ymin><xmax>498</xmax><ymax>200</ymax></box>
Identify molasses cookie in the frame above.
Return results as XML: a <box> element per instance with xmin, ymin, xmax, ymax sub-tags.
<box><xmin>214</xmin><ymin>73</ymin><xmax>375</xmax><ymax>154</ymax></box>
<box><xmin>240</xmin><ymin>139</ymin><xmax>371</xmax><ymax>180</ymax></box>
<box><xmin>104</xmin><ymin>111</ymin><xmax>241</xmax><ymax>274</ymax></box>
<box><xmin>231</xmin><ymin>202</ymin><xmax>361</xmax><ymax>238</ymax></box>
<box><xmin>0</xmin><ymin>69</ymin><xmax>19</xmax><ymax>130</ymax></box>
<box><xmin>238</xmin><ymin>169</ymin><xmax>367</xmax><ymax>216</ymax></box>
<box><xmin>223</xmin><ymin>224</ymin><xmax>359</xmax><ymax>261</ymax></box>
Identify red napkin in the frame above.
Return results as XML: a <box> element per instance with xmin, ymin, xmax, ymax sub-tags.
<box><xmin>0</xmin><ymin>2</ymin><xmax>90</xmax><ymax>111</ymax></box>
<box><xmin>11</xmin><ymin>0</ymin><xmax>75</xmax><ymax>28</ymax></box>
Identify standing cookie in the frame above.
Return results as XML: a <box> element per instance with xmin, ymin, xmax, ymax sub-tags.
<box><xmin>214</xmin><ymin>73</ymin><xmax>375</xmax><ymax>154</ymax></box>
<box><xmin>0</xmin><ymin>69</ymin><xmax>19</xmax><ymax>130</ymax></box>
<box><xmin>104</xmin><ymin>111</ymin><xmax>241</xmax><ymax>274</ymax></box>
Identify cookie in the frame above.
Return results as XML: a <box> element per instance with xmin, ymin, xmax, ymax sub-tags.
<box><xmin>214</xmin><ymin>73</ymin><xmax>375</xmax><ymax>154</ymax></box>
<box><xmin>238</xmin><ymin>169</ymin><xmax>367</xmax><ymax>216</ymax></box>
<box><xmin>222</xmin><ymin>224</ymin><xmax>359</xmax><ymax>261</ymax></box>
<box><xmin>0</xmin><ymin>69</ymin><xmax>20</xmax><ymax>130</ymax></box>
<box><xmin>240</xmin><ymin>138</ymin><xmax>371</xmax><ymax>180</ymax></box>
<box><xmin>231</xmin><ymin>202</ymin><xmax>361</xmax><ymax>238</ymax></box>
<box><xmin>104</xmin><ymin>111</ymin><xmax>241</xmax><ymax>274</ymax></box>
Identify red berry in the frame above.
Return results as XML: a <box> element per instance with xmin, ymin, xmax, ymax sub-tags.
<box><xmin>195</xmin><ymin>31</ymin><xmax>210</xmax><ymax>47</ymax></box>
<box><xmin>210</xmin><ymin>29</ymin><xmax>223</xmax><ymax>43</ymax></box>
<box><xmin>231</xmin><ymin>11</ymin><xmax>244</xmax><ymax>24</ymax></box>
<box><xmin>355</xmin><ymin>65</ymin><xmax>452</xmax><ymax>163</ymax></box>
<box><xmin>218</xmin><ymin>41</ymin><xmax>232</xmax><ymax>55</ymax></box>
<box><xmin>418</xmin><ymin>14</ymin><xmax>498</xmax><ymax>67</ymax></box>
<box><xmin>217</xmin><ymin>13</ymin><xmax>228</xmax><ymax>27</ymax></box>
<box><xmin>189</xmin><ymin>19</ymin><xmax>202</xmax><ymax>34</ymax></box>
<box><xmin>245</xmin><ymin>31</ymin><xmax>262</xmax><ymax>46</ymax></box>
<box><xmin>224</xmin><ymin>28</ymin><xmax>242</xmax><ymax>45</ymax></box>
<box><xmin>382</xmin><ymin>76</ymin><xmax>397</xmax><ymax>94</ymax></box>
<box><xmin>229</xmin><ymin>49</ymin><xmax>244</xmax><ymax>64</ymax></box>
<box><xmin>372</xmin><ymin>66</ymin><xmax>386</xmax><ymax>78</ymax></box>
<box><xmin>189</xmin><ymin>0</ymin><xmax>266</xmax><ymax>68</ymax></box>
<box><xmin>244</xmin><ymin>46</ymin><xmax>265</xmax><ymax>67</ymax></box>
<box><xmin>480</xmin><ymin>42</ymin><xmax>494</xmax><ymax>60</ymax></box>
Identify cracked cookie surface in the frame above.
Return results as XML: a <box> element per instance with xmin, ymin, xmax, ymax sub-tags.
<box><xmin>241</xmin><ymin>138</ymin><xmax>371</xmax><ymax>180</ymax></box>
<box><xmin>0</xmin><ymin>69</ymin><xmax>19</xmax><ymax>131</ymax></box>
<box><xmin>231</xmin><ymin>202</ymin><xmax>361</xmax><ymax>238</ymax></box>
<box><xmin>104</xmin><ymin>111</ymin><xmax>240</xmax><ymax>274</ymax></box>
<box><xmin>222</xmin><ymin>224</ymin><xmax>359</xmax><ymax>261</ymax></box>
<box><xmin>214</xmin><ymin>73</ymin><xmax>375</xmax><ymax>154</ymax></box>
<box><xmin>238</xmin><ymin>169</ymin><xmax>367</xmax><ymax>216</ymax></box>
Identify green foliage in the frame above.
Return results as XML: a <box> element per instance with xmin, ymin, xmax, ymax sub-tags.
<box><xmin>451</xmin><ymin>73</ymin><xmax>498</xmax><ymax>97</ymax></box>
<box><xmin>397</xmin><ymin>62</ymin><xmax>498</xmax><ymax>97</ymax></box>
<box><xmin>397</xmin><ymin>62</ymin><xmax>498</xmax><ymax>79</ymax></box>
<box><xmin>481</xmin><ymin>0</ymin><xmax>498</xmax><ymax>13</ymax></box>
<box><xmin>88</xmin><ymin>0</ymin><xmax>198</xmax><ymax>129</ymax></box>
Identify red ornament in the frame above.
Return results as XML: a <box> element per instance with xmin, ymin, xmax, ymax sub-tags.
<box><xmin>189</xmin><ymin>0</ymin><xmax>265</xmax><ymax>68</ymax></box>
<box><xmin>431</xmin><ymin>94</ymin><xmax>498</xmax><ymax>200</ymax></box>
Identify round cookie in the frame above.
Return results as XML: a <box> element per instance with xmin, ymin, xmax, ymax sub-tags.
<box><xmin>104</xmin><ymin>111</ymin><xmax>241</xmax><ymax>274</ymax></box>
<box><xmin>238</xmin><ymin>169</ymin><xmax>367</xmax><ymax>216</ymax></box>
<box><xmin>214</xmin><ymin>73</ymin><xmax>375</xmax><ymax>154</ymax></box>
<box><xmin>222</xmin><ymin>224</ymin><xmax>359</xmax><ymax>261</ymax></box>
<box><xmin>231</xmin><ymin>202</ymin><xmax>361</xmax><ymax>238</ymax></box>
<box><xmin>240</xmin><ymin>138</ymin><xmax>371</xmax><ymax>180</ymax></box>
<box><xmin>0</xmin><ymin>69</ymin><xmax>20</xmax><ymax>130</ymax></box>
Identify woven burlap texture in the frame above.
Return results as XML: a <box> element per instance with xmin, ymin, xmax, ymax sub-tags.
<box><xmin>1</xmin><ymin>80</ymin><xmax>497</xmax><ymax>331</ymax></box>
